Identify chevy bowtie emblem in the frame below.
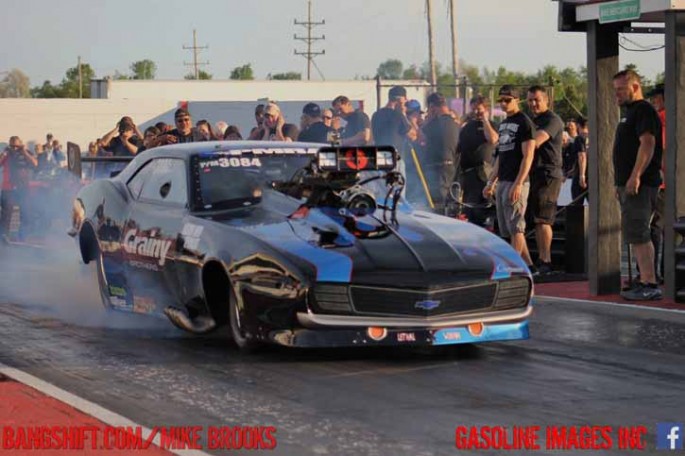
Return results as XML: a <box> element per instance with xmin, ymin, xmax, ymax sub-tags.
<box><xmin>415</xmin><ymin>299</ymin><xmax>441</xmax><ymax>311</ymax></box>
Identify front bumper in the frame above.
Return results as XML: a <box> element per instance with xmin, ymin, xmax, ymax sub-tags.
<box><xmin>268</xmin><ymin>320</ymin><xmax>529</xmax><ymax>348</ymax></box>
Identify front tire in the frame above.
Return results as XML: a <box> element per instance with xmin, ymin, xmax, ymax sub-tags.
<box><xmin>229</xmin><ymin>289</ymin><xmax>262</xmax><ymax>352</ymax></box>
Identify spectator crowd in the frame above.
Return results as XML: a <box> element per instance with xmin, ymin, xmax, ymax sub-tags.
<box><xmin>0</xmin><ymin>69</ymin><xmax>667</xmax><ymax>300</ymax></box>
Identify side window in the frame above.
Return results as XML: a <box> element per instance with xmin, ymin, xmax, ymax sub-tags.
<box><xmin>139</xmin><ymin>158</ymin><xmax>188</xmax><ymax>206</ymax></box>
<box><xmin>126</xmin><ymin>161</ymin><xmax>154</xmax><ymax>199</ymax></box>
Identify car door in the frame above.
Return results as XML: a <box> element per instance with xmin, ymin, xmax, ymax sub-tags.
<box><xmin>122</xmin><ymin>158</ymin><xmax>189</xmax><ymax>315</ymax></box>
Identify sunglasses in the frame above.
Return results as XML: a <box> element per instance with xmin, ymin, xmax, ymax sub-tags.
<box><xmin>264</xmin><ymin>113</ymin><xmax>275</xmax><ymax>119</ymax></box>
<box><xmin>176</xmin><ymin>117</ymin><xmax>191</xmax><ymax>123</ymax></box>
<box><xmin>323</xmin><ymin>116</ymin><xmax>333</xmax><ymax>120</ymax></box>
<box><xmin>498</xmin><ymin>98</ymin><xmax>515</xmax><ymax>104</ymax></box>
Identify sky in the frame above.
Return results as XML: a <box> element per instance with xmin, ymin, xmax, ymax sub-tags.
<box><xmin>0</xmin><ymin>0</ymin><xmax>665</xmax><ymax>85</ymax></box>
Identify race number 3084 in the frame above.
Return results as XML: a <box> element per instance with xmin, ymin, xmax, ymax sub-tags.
<box><xmin>217</xmin><ymin>157</ymin><xmax>261</xmax><ymax>168</ymax></box>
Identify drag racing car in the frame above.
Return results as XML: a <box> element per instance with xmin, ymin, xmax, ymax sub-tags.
<box><xmin>71</xmin><ymin>141</ymin><xmax>533</xmax><ymax>350</ymax></box>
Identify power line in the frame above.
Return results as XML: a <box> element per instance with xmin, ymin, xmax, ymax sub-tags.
<box><xmin>294</xmin><ymin>0</ymin><xmax>325</xmax><ymax>80</ymax></box>
<box><xmin>183</xmin><ymin>29</ymin><xmax>209</xmax><ymax>79</ymax></box>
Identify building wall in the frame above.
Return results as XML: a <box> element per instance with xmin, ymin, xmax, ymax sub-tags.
<box><xmin>0</xmin><ymin>80</ymin><xmax>430</xmax><ymax>149</ymax></box>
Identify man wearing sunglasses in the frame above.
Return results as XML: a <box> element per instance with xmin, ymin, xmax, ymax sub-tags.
<box><xmin>0</xmin><ymin>136</ymin><xmax>37</xmax><ymax>238</ymax></box>
<box><xmin>152</xmin><ymin>108</ymin><xmax>199</xmax><ymax>147</ymax></box>
<box><xmin>483</xmin><ymin>85</ymin><xmax>536</xmax><ymax>272</ymax></box>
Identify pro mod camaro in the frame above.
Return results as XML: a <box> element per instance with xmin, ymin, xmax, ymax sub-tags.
<box><xmin>72</xmin><ymin>141</ymin><xmax>533</xmax><ymax>350</ymax></box>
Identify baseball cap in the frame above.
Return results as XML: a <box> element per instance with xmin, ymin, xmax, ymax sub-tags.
<box><xmin>647</xmin><ymin>83</ymin><xmax>664</xmax><ymax>97</ymax></box>
<box><xmin>497</xmin><ymin>85</ymin><xmax>520</xmax><ymax>100</ymax></box>
<box><xmin>302</xmin><ymin>102</ymin><xmax>322</xmax><ymax>117</ymax></box>
<box><xmin>389</xmin><ymin>86</ymin><xmax>407</xmax><ymax>100</ymax></box>
<box><xmin>426</xmin><ymin>92</ymin><xmax>446</xmax><ymax>107</ymax></box>
<box><xmin>174</xmin><ymin>108</ymin><xmax>190</xmax><ymax>119</ymax></box>
<box><xmin>405</xmin><ymin>99</ymin><xmax>424</xmax><ymax>114</ymax></box>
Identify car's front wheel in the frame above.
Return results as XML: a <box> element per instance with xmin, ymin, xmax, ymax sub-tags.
<box><xmin>229</xmin><ymin>289</ymin><xmax>262</xmax><ymax>352</ymax></box>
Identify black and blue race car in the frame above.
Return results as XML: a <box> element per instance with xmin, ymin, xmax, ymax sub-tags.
<box><xmin>72</xmin><ymin>141</ymin><xmax>533</xmax><ymax>350</ymax></box>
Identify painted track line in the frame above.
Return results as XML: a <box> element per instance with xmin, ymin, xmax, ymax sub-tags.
<box><xmin>537</xmin><ymin>295</ymin><xmax>685</xmax><ymax>314</ymax></box>
<box><xmin>0</xmin><ymin>362</ymin><xmax>213</xmax><ymax>456</ymax></box>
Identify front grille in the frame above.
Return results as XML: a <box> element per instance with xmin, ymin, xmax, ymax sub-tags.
<box><xmin>311</xmin><ymin>284</ymin><xmax>352</xmax><ymax>313</ymax></box>
<box><xmin>350</xmin><ymin>282</ymin><xmax>498</xmax><ymax>317</ymax></box>
<box><xmin>493</xmin><ymin>277</ymin><xmax>531</xmax><ymax>310</ymax></box>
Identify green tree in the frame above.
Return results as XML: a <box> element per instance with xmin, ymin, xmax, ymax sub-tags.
<box><xmin>60</xmin><ymin>63</ymin><xmax>95</xmax><ymax>98</ymax></box>
<box><xmin>130</xmin><ymin>59</ymin><xmax>157</xmax><ymax>80</ymax></box>
<box><xmin>377</xmin><ymin>59</ymin><xmax>403</xmax><ymax>80</ymax></box>
<box><xmin>0</xmin><ymin>69</ymin><xmax>31</xmax><ymax>98</ymax></box>
<box><xmin>30</xmin><ymin>80</ymin><xmax>64</xmax><ymax>98</ymax></box>
<box><xmin>401</xmin><ymin>64</ymin><xmax>421</xmax><ymax>80</ymax></box>
<box><xmin>269</xmin><ymin>72</ymin><xmax>302</xmax><ymax>80</ymax></box>
<box><xmin>184</xmin><ymin>70</ymin><xmax>212</xmax><ymax>80</ymax></box>
<box><xmin>230</xmin><ymin>64</ymin><xmax>254</xmax><ymax>80</ymax></box>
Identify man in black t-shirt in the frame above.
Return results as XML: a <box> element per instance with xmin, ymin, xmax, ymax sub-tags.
<box><xmin>421</xmin><ymin>92</ymin><xmax>460</xmax><ymax>213</ymax></box>
<box><xmin>483</xmin><ymin>85</ymin><xmax>536</xmax><ymax>271</ymax></box>
<box><xmin>612</xmin><ymin>69</ymin><xmax>663</xmax><ymax>301</ymax></box>
<box><xmin>158</xmin><ymin>108</ymin><xmax>199</xmax><ymax>145</ymax></box>
<box><xmin>371</xmin><ymin>86</ymin><xmax>414</xmax><ymax>155</ymax></box>
<box><xmin>526</xmin><ymin>85</ymin><xmax>565</xmax><ymax>274</ymax></box>
<box><xmin>101</xmin><ymin>116</ymin><xmax>142</xmax><ymax>157</ymax></box>
<box><xmin>298</xmin><ymin>103</ymin><xmax>332</xmax><ymax>143</ymax></box>
<box><xmin>332</xmin><ymin>95</ymin><xmax>371</xmax><ymax>146</ymax></box>
<box><xmin>456</xmin><ymin>95</ymin><xmax>499</xmax><ymax>226</ymax></box>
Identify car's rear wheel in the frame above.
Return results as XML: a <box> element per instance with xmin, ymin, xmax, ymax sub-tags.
<box><xmin>229</xmin><ymin>288</ymin><xmax>262</xmax><ymax>352</ymax></box>
<box><xmin>95</xmin><ymin>248</ymin><xmax>113</xmax><ymax>309</ymax></box>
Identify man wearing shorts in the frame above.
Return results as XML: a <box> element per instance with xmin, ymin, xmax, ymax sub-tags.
<box><xmin>483</xmin><ymin>85</ymin><xmax>536</xmax><ymax>272</ymax></box>
<box><xmin>526</xmin><ymin>85</ymin><xmax>565</xmax><ymax>274</ymax></box>
<box><xmin>612</xmin><ymin>69</ymin><xmax>663</xmax><ymax>301</ymax></box>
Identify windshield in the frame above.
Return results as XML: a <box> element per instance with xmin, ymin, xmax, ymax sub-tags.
<box><xmin>190</xmin><ymin>147</ymin><xmax>317</xmax><ymax>211</ymax></box>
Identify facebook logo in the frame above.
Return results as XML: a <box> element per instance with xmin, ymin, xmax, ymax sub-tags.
<box><xmin>657</xmin><ymin>423</ymin><xmax>683</xmax><ymax>450</ymax></box>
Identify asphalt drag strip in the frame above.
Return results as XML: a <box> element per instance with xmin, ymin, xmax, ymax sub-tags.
<box><xmin>0</xmin><ymin>242</ymin><xmax>684</xmax><ymax>455</ymax></box>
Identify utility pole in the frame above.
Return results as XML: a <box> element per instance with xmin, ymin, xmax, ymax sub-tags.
<box><xmin>78</xmin><ymin>56</ymin><xmax>83</xmax><ymax>99</ymax></box>
<box><xmin>183</xmin><ymin>29</ymin><xmax>209</xmax><ymax>79</ymax></box>
<box><xmin>448</xmin><ymin>0</ymin><xmax>460</xmax><ymax>98</ymax></box>
<box><xmin>426</xmin><ymin>0</ymin><xmax>437</xmax><ymax>87</ymax></box>
<box><xmin>294</xmin><ymin>0</ymin><xmax>325</xmax><ymax>80</ymax></box>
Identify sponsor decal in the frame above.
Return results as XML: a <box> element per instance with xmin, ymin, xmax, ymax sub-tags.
<box><xmin>110</xmin><ymin>296</ymin><xmax>129</xmax><ymax>309</ymax></box>
<box><xmin>108</xmin><ymin>285</ymin><xmax>127</xmax><ymax>298</ymax></box>
<box><xmin>133</xmin><ymin>296</ymin><xmax>156</xmax><ymax>314</ymax></box>
<box><xmin>415</xmin><ymin>299</ymin><xmax>441</xmax><ymax>311</ymax></box>
<box><xmin>123</xmin><ymin>229</ymin><xmax>172</xmax><ymax>266</ymax></box>
<box><xmin>129</xmin><ymin>260</ymin><xmax>160</xmax><ymax>272</ymax></box>
<box><xmin>344</xmin><ymin>149</ymin><xmax>368</xmax><ymax>170</ymax></box>
<box><xmin>396</xmin><ymin>332</ymin><xmax>416</xmax><ymax>342</ymax></box>
<box><xmin>181</xmin><ymin>223</ymin><xmax>204</xmax><ymax>250</ymax></box>
<box><xmin>436</xmin><ymin>329</ymin><xmax>461</xmax><ymax>342</ymax></box>
<box><xmin>200</xmin><ymin>157</ymin><xmax>262</xmax><ymax>169</ymax></box>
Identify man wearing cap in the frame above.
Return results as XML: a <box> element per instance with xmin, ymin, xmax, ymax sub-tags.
<box><xmin>331</xmin><ymin>96</ymin><xmax>371</xmax><ymax>146</ymax></box>
<box><xmin>255</xmin><ymin>103</ymin><xmax>287</xmax><ymax>141</ymax></box>
<box><xmin>298</xmin><ymin>103</ymin><xmax>332</xmax><ymax>143</ymax></box>
<box><xmin>526</xmin><ymin>85</ymin><xmax>565</xmax><ymax>274</ymax></box>
<box><xmin>101</xmin><ymin>116</ymin><xmax>142</xmax><ymax>156</ymax></box>
<box><xmin>456</xmin><ymin>95</ymin><xmax>499</xmax><ymax>226</ymax></box>
<box><xmin>158</xmin><ymin>108</ymin><xmax>198</xmax><ymax>145</ymax></box>
<box><xmin>483</xmin><ymin>85</ymin><xmax>536</xmax><ymax>270</ymax></box>
<box><xmin>421</xmin><ymin>92</ymin><xmax>459</xmax><ymax>212</ymax></box>
<box><xmin>371</xmin><ymin>86</ymin><xmax>415</xmax><ymax>156</ymax></box>
<box><xmin>612</xmin><ymin>69</ymin><xmax>663</xmax><ymax>300</ymax></box>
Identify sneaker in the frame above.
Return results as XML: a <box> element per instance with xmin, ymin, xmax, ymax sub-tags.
<box><xmin>537</xmin><ymin>262</ymin><xmax>554</xmax><ymax>275</ymax></box>
<box><xmin>528</xmin><ymin>264</ymin><xmax>539</xmax><ymax>277</ymax></box>
<box><xmin>620</xmin><ymin>283</ymin><xmax>663</xmax><ymax>301</ymax></box>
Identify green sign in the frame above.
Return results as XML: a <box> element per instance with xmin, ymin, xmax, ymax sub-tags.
<box><xmin>599</xmin><ymin>0</ymin><xmax>641</xmax><ymax>24</ymax></box>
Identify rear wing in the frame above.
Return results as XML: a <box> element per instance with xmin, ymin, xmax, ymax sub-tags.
<box><xmin>67</xmin><ymin>142</ymin><xmax>134</xmax><ymax>178</ymax></box>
